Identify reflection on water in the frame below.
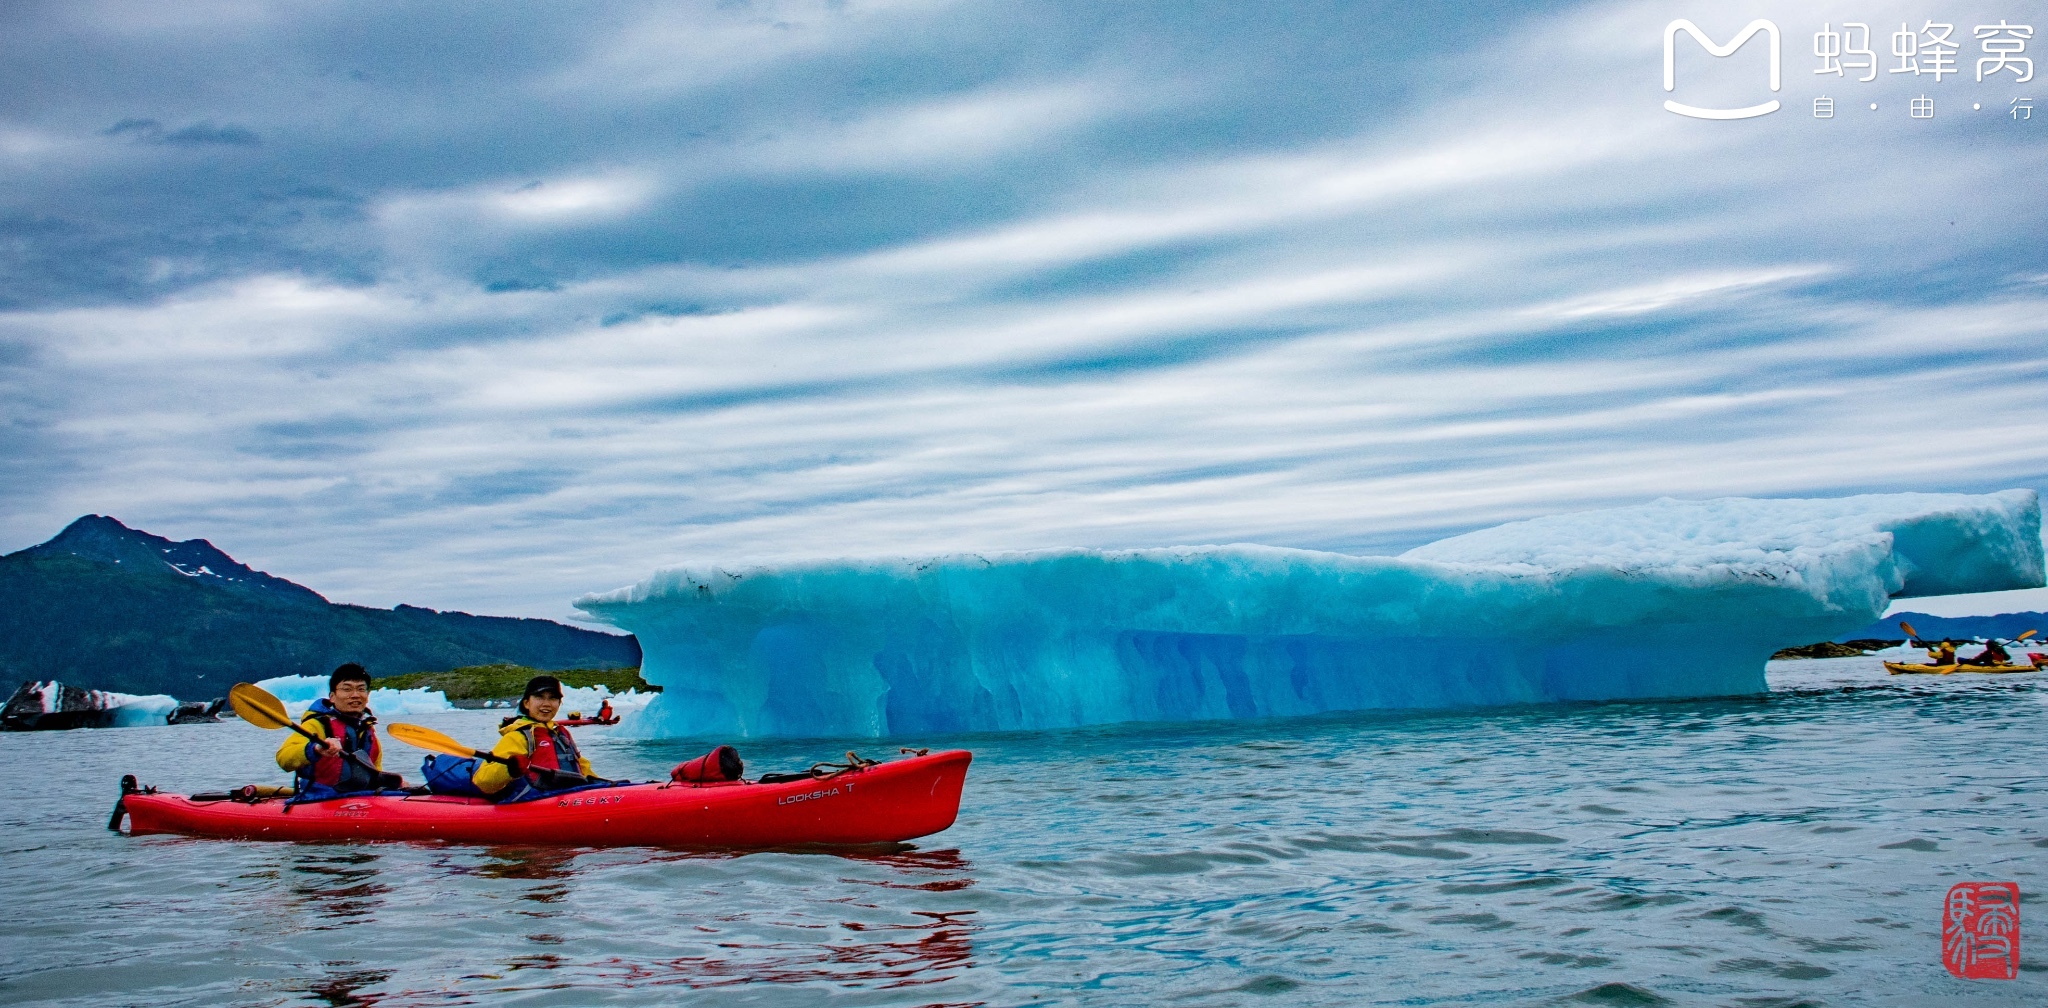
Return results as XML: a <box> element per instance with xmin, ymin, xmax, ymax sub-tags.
<box><xmin>580</xmin><ymin>906</ymin><xmax>981</xmax><ymax>994</ymax></box>
<box><xmin>465</xmin><ymin>845</ymin><xmax>583</xmax><ymax>881</ymax></box>
<box><xmin>414</xmin><ymin>844</ymin><xmax>986</xmax><ymax>1002</ymax></box>
<box><xmin>298</xmin><ymin>965</ymin><xmax>392</xmax><ymax>1008</ymax></box>
<box><xmin>840</xmin><ymin>847</ymin><xmax>976</xmax><ymax>891</ymax></box>
<box><xmin>288</xmin><ymin>849</ymin><xmax>387</xmax><ymax>924</ymax></box>
<box><xmin>468</xmin><ymin>847</ymin><xmax>581</xmax><ymax>913</ymax></box>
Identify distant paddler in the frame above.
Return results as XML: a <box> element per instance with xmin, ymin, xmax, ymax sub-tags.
<box><xmin>1959</xmin><ymin>629</ymin><xmax>2036</xmax><ymax>667</ymax></box>
<box><xmin>1901</xmin><ymin>623</ymin><xmax>1956</xmax><ymax>667</ymax></box>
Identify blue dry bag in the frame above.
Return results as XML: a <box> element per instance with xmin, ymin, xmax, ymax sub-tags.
<box><xmin>421</xmin><ymin>754</ymin><xmax>488</xmax><ymax>798</ymax></box>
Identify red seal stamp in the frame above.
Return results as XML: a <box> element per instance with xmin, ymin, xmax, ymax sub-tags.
<box><xmin>1942</xmin><ymin>882</ymin><xmax>2020</xmax><ymax>980</ymax></box>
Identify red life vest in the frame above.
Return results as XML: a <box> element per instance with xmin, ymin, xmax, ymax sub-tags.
<box><xmin>518</xmin><ymin>721</ymin><xmax>581</xmax><ymax>784</ymax></box>
<box><xmin>305</xmin><ymin>712</ymin><xmax>381</xmax><ymax>791</ymax></box>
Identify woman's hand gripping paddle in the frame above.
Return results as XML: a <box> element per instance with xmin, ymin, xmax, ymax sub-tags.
<box><xmin>227</xmin><ymin>682</ymin><xmax>385</xmax><ymax>779</ymax></box>
<box><xmin>386</xmin><ymin>723</ymin><xmax>593</xmax><ymax>788</ymax></box>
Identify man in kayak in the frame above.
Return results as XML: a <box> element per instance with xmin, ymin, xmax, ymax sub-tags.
<box><xmin>1922</xmin><ymin>639</ymin><xmax>1957</xmax><ymax>666</ymax></box>
<box><xmin>275</xmin><ymin>663</ymin><xmax>404</xmax><ymax>798</ymax></box>
<box><xmin>1960</xmin><ymin>638</ymin><xmax>2013</xmax><ymax>666</ymax></box>
<box><xmin>472</xmin><ymin>675</ymin><xmax>598</xmax><ymax>801</ymax></box>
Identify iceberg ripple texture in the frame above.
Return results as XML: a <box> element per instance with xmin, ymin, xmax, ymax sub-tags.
<box><xmin>577</xmin><ymin>491</ymin><xmax>2044</xmax><ymax>740</ymax></box>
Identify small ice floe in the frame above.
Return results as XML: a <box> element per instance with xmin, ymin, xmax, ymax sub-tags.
<box><xmin>1</xmin><ymin>681</ymin><xmax>181</xmax><ymax>730</ymax></box>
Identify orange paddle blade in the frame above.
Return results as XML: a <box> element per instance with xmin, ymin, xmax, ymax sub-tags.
<box><xmin>228</xmin><ymin>682</ymin><xmax>294</xmax><ymax>730</ymax></box>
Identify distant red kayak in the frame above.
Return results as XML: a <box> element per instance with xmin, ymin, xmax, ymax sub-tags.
<box><xmin>115</xmin><ymin>749</ymin><xmax>971</xmax><ymax>847</ymax></box>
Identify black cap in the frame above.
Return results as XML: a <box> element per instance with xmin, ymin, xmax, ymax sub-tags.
<box><xmin>522</xmin><ymin>675</ymin><xmax>564</xmax><ymax>699</ymax></box>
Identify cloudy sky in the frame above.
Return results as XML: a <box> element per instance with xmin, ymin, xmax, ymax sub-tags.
<box><xmin>3</xmin><ymin>0</ymin><xmax>2045</xmax><ymax>621</ymax></box>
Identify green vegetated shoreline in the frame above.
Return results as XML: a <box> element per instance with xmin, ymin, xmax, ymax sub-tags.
<box><xmin>373</xmin><ymin>663</ymin><xmax>659</xmax><ymax>702</ymax></box>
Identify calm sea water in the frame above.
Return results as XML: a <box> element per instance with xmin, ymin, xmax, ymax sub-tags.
<box><xmin>2</xmin><ymin>652</ymin><xmax>2042</xmax><ymax>1006</ymax></box>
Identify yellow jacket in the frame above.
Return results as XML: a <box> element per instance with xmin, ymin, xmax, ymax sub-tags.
<box><xmin>274</xmin><ymin>705</ymin><xmax>384</xmax><ymax>773</ymax></box>
<box><xmin>471</xmin><ymin>715</ymin><xmax>594</xmax><ymax>794</ymax></box>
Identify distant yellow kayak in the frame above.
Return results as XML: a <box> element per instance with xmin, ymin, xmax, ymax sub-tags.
<box><xmin>1884</xmin><ymin>661</ymin><xmax>2039</xmax><ymax>676</ymax></box>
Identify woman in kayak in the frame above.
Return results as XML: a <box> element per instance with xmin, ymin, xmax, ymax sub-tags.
<box><xmin>471</xmin><ymin>675</ymin><xmax>598</xmax><ymax>802</ymax></box>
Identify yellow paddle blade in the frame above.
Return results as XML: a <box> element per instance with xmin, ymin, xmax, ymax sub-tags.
<box><xmin>1899</xmin><ymin>621</ymin><xmax>1918</xmax><ymax>639</ymax></box>
<box><xmin>228</xmin><ymin>682</ymin><xmax>295</xmax><ymax>730</ymax></box>
<box><xmin>387</xmin><ymin>722</ymin><xmax>485</xmax><ymax>760</ymax></box>
<box><xmin>2017</xmin><ymin>629</ymin><xmax>2038</xmax><ymax>642</ymax></box>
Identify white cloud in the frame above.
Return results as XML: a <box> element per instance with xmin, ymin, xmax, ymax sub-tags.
<box><xmin>378</xmin><ymin>172</ymin><xmax>659</xmax><ymax>235</ymax></box>
<box><xmin>751</xmin><ymin>80</ymin><xmax>1131</xmax><ymax>173</ymax></box>
<box><xmin>841</xmin><ymin>120</ymin><xmax>1639</xmax><ymax>285</ymax></box>
<box><xmin>1528</xmin><ymin>267</ymin><xmax>1831</xmax><ymax>319</ymax></box>
<box><xmin>30</xmin><ymin>275</ymin><xmax>402</xmax><ymax>363</ymax></box>
<box><xmin>0</xmin><ymin>125</ymin><xmax>70</xmax><ymax>162</ymax></box>
<box><xmin>487</xmin><ymin>175</ymin><xmax>658</xmax><ymax>221</ymax></box>
<box><xmin>553</xmin><ymin>0</ymin><xmax>962</xmax><ymax>98</ymax></box>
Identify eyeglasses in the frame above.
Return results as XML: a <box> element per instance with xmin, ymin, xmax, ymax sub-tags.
<box><xmin>332</xmin><ymin>684</ymin><xmax>372</xmax><ymax>695</ymax></box>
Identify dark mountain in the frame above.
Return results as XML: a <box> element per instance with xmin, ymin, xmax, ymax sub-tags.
<box><xmin>1835</xmin><ymin>611</ymin><xmax>2048</xmax><ymax>643</ymax></box>
<box><xmin>21</xmin><ymin>514</ymin><xmax>329</xmax><ymax>605</ymax></box>
<box><xmin>0</xmin><ymin>516</ymin><xmax>639</xmax><ymax>698</ymax></box>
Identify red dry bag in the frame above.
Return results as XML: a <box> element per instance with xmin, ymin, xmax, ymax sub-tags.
<box><xmin>671</xmin><ymin>745</ymin><xmax>744</xmax><ymax>783</ymax></box>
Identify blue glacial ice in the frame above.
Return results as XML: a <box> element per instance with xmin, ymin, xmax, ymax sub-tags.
<box><xmin>254</xmin><ymin>675</ymin><xmax>455</xmax><ymax>716</ymax></box>
<box><xmin>250</xmin><ymin>675</ymin><xmax>655</xmax><ymax>720</ymax></box>
<box><xmin>103</xmin><ymin>692</ymin><xmax>180</xmax><ymax>728</ymax></box>
<box><xmin>576</xmin><ymin>490</ymin><xmax>2044</xmax><ymax>740</ymax></box>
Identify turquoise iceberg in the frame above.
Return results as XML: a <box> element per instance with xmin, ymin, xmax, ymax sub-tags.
<box><xmin>577</xmin><ymin>491</ymin><xmax>2043</xmax><ymax>739</ymax></box>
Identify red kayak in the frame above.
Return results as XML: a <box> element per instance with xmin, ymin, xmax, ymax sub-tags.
<box><xmin>115</xmin><ymin>749</ymin><xmax>970</xmax><ymax>848</ymax></box>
